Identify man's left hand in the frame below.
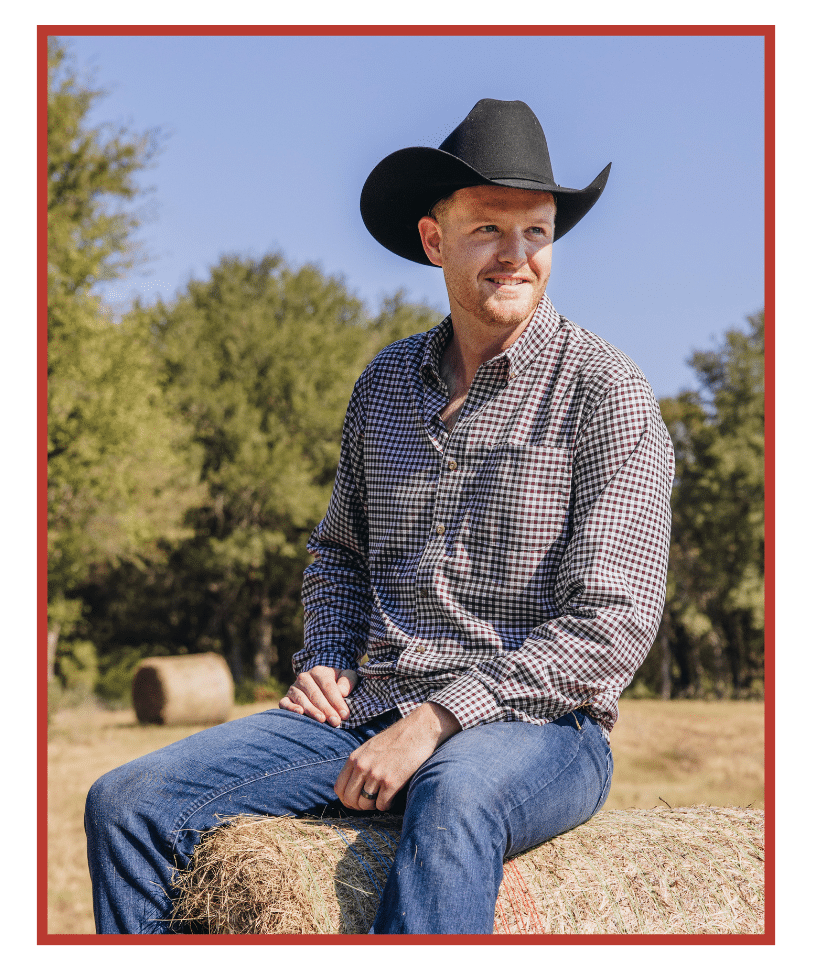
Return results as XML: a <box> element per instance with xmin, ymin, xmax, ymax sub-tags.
<box><xmin>334</xmin><ymin>702</ymin><xmax>461</xmax><ymax>811</ymax></box>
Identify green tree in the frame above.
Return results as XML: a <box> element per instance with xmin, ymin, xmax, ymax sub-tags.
<box><xmin>103</xmin><ymin>254</ymin><xmax>440</xmax><ymax>686</ymax></box>
<box><xmin>47</xmin><ymin>37</ymin><xmax>153</xmax><ymax>305</ymax></box>
<box><xmin>47</xmin><ymin>38</ymin><xmax>200</xmax><ymax>686</ymax></box>
<box><xmin>642</xmin><ymin>311</ymin><xmax>765</xmax><ymax>699</ymax></box>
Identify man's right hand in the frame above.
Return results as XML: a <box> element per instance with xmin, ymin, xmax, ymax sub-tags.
<box><xmin>278</xmin><ymin>666</ymin><xmax>359</xmax><ymax>727</ymax></box>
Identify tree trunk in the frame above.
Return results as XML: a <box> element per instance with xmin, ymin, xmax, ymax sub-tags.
<box><xmin>47</xmin><ymin>624</ymin><xmax>61</xmax><ymax>682</ymax></box>
<box><xmin>225</xmin><ymin>618</ymin><xmax>244</xmax><ymax>685</ymax></box>
<box><xmin>732</xmin><ymin>621</ymin><xmax>748</xmax><ymax>697</ymax></box>
<box><xmin>689</xmin><ymin>638</ymin><xmax>703</xmax><ymax>697</ymax></box>
<box><xmin>253</xmin><ymin>588</ymin><xmax>278</xmax><ymax>682</ymax></box>
<box><xmin>712</xmin><ymin>633</ymin><xmax>727</xmax><ymax>699</ymax></box>
<box><xmin>658</xmin><ymin>613</ymin><xmax>672</xmax><ymax>700</ymax></box>
<box><xmin>723</xmin><ymin>616</ymin><xmax>744</xmax><ymax>697</ymax></box>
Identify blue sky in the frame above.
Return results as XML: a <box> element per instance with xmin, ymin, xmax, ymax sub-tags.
<box><xmin>61</xmin><ymin>30</ymin><xmax>765</xmax><ymax>399</ymax></box>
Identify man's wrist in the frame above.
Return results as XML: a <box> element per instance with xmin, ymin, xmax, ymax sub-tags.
<box><xmin>414</xmin><ymin>701</ymin><xmax>461</xmax><ymax>746</ymax></box>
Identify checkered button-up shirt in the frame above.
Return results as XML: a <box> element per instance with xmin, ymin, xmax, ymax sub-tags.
<box><xmin>295</xmin><ymin>295</ymin><xmax>674</xmax><ymax>738</ymax></box>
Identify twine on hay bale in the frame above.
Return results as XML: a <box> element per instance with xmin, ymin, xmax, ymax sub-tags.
<box><xmin>132</xmin><ymin>653</ymin><xmax>234</xmax><ymax>726</ymax></box>
<box><xmin>170</xmin><ymin>805</ymin><xmax>764</xmax><ymax>935</ymax></box>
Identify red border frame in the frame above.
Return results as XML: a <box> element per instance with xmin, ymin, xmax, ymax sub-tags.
<box><xmin>38</xmin><ymin>23</ymin><xmax>775</xmax><ymax>946</ymax></box>
<box><xmin>41</xmin><ymin>24</ymin><xmax>768</xmax><ymax>36</ymax></box>
<box><xmin>38</xmin><ymin>21</ymin><xmax>51</xmax><ymax>949</ymax></box>
<box><xmin>762</xmin><ymin>23</ymin><xmax>775</xmax><ymax>951</ymax></box>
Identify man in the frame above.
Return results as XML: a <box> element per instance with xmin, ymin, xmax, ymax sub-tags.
<box><xmin>86</xmin><ymin>99</ymin><xmax>674</xmax><ymax>935</ymax></box>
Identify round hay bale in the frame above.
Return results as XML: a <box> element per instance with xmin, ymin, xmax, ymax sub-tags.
<box><xmin>170</xmin><ymin>805</ymin><xmax>764</xmax><ymax>935</ymax></box>
<box><xmin>132</xmin><ymin>653</ymin><xmax>234</xmax><ymax>726</ymax></box>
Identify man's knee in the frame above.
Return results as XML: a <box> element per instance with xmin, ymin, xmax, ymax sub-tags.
<box><xmin>85</xmin><ymin>760</ymin><xmax>165</xmax><ymax>841</ymax></box>
<box><xmin>85</xmin><ymin>768</ymin><xmax>120</xmax><ymax>847</ymax></box>
<box><xmin>86</xmin><ymin>765</ymin><xmax>130</xmax><ymax>834</ymax></box>
<box><xmin>404</xmin><ymin>755</ymin><xmax>506</xmax><ymax>840</ymax></box>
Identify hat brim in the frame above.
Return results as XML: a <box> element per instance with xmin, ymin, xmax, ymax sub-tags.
<box><xmin>360</xmin><ymin>147</ymin><xmax>611</xmax><ymax>266</ymax></box>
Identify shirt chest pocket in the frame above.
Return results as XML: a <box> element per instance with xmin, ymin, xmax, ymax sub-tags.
<box><xmin>461</xmin><ymin>444</ymin><xmax>572</xmax><ymax>550</ymax></box>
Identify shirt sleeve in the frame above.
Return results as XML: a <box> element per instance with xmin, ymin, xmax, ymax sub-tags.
<box><xmin>292</xmin><ymin>378</ymin><xmax>372</xmax><ymax>675</ymax></box>
<box><xmin>428</xmin><ymin>372</ymin><xmax>675</xmax><ymax>734</ymax></box>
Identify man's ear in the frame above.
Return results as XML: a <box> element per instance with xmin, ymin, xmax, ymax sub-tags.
<box><xmin>417</xmin><ymin>216</ymin><xmax>444</xmax><ymax>267</ymax></box>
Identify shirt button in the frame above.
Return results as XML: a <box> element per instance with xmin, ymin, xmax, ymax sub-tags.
<box><xmin>419</xmin><ymin>587</ymin><xmax>429</xmax><ymax>597</ymax></box>
<box><xmin>447</xmin><ymin>459</ymin><xmax>458</xmax><ymax>471</ymax></box>
<box><xmin>436</xmin><ymin>523</ymin><xmax>446</xmax><ymax>535</ymax></box>
<box><xmin>416</xmin><ymin>646</ymin><xmax>426</xmax><ymax>653</ymax></box>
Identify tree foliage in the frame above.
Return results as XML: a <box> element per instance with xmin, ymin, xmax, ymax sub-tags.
<box><xmin>47</xmin><ymin>37</ymin><xmax>153</xmax><ymax>302</ymax></box>
<box><xmin>150</xmin><ymin>255</ymin><xmax>373</xmax><ymax>683</ymax></box>
<box><xmin>633</xmin><ymin>311</ymin><xmax>765</xmax><ymax>699</ymax></box>
<box><xmin>47</xmin><ymin>38</ymin><xmax>200</xmax><ymax>684</ymax></box>
<box><xmin>45</xmin><ymin>40</ymin><xmax>440</xmax><ymax>696</ymax></box>
<box><xmin>79</xmin><ymin>255</ymin><xmax>439</xmax><ymax>692</ymax></box>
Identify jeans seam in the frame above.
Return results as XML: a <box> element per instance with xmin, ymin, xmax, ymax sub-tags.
<box><xmin>169</xmin><ymin>753</ymin><xmax>348</xmax><ymax>856</ymax></box>
<box><xmin>502</xmin><ymin>726</ymin><xmax>608</xmax><ymax>856</ymax></box>
<box><xmin>588</xmin><ymin>744</ymin><xmax>613</xmax><ymax>818</ymax></box>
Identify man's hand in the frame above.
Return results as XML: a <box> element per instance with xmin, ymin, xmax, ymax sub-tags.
<box><xmin>279</xmin><ymin>665</ymin><xmax>358</xmax><ymax>727</ymax></box>
<box><xmin>334</xmin><ymin>702</ymin><xmax>461</xmax><ymax>811</ymax></box>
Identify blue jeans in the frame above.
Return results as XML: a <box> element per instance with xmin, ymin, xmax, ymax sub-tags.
<box><xmin>85</xmin><ymin>707</ymin><xmax>612</xmax><ymax>935</ymax></box>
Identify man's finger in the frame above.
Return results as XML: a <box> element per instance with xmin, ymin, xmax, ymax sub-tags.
<box><xmin>281</xmin><ymin>666</ymin><xmax>359</xmax><ymax>726</ymax></box>
<box><xmin>278</xmin><ymin>696</ymin><xmax>303</xmax><ymax>714</ymax></box>
<box><xmin>335</xmin><ymin>753</ymin><xmax>374</xmax><ymax>809</ymax></box>
<box><xmin>290</xmin><ymin>675</ymin><xmax>349</xmax><ymax>724</ymax></box>
<box><xmin>359</xmin><ymin>781</ymin><xmax>379</xmax><ymax>805</ymax></box>
<box><xmin>310</xmin><ymin>671</ymin><xmax>352</xmax><ymax>721</ymax></box>
<box><xmin>372</xmin><ymin>780</ymin><xmax>397</xmax><ymax>812</ymax></box>
<box><xmin>335</xmin><ymin>669</ymin><xmax>359</xmax><ymax>698</ymax></box>
<box><xmin>295</xmin><ymin>672</ymin><xmax>342</xmax><ymax>719</ymax></box>
<box><xmin>334</xmin><ymin>760</ymin><xmax>353</xmax><ymax>805</ymax></box>
<box><xmin>285</xmin><ymin>685</ymin><xmax>329</xmax><ymax>722</ymax></box>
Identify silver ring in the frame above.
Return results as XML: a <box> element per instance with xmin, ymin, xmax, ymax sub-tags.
<box><xmin>360</xmin><ymin>788</ymin><xmax>378</xmax><ymax>801</ymax></box>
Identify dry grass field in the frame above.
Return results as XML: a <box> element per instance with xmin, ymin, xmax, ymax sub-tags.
<box><xmin>47</xmin><ymin>697</ymin><xmax>764</xmax><ymax>936</ymax></box>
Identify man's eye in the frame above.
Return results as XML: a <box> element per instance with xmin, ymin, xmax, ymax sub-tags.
<box><xmin>479</xmin><ymin>225</ymin><xmax>498</xmax><ymax>232</ymax></box>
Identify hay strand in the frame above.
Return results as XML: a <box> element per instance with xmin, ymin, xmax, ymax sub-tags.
<box><xmin>171</xmin><ymin>805</ymin><xmax>764</xmax><ymax>935</ymax></box>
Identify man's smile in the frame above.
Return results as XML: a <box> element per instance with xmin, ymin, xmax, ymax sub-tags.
<box><xmin>484</xmin><ymin>276</ymin><xmax>532</xmax><ymax>292</ymax></box>
<box><xmin>485</xmin><ymin>275</ymin><xmax>530</xmax><ymax>286</ymax></box>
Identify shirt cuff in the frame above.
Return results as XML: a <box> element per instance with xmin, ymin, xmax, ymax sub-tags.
<box><xmin>291</xmin><ymin>647</ymin><xmax>358</xmax><ymax>675</ymax></box>
<box><xmin>427</xmin><ymin>674</ymin><xmax>505</xmax><ymax>730</ymax></box>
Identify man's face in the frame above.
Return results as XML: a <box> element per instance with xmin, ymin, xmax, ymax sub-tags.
<box><xmin>418</xmin><ymin>185</ymin><xmax>556</xmax><ymax>333</ymax></box>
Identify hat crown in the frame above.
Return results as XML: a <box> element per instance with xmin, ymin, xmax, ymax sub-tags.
<box><xmin>359</xmin><ymin>97</ymin><xmax>611</xmax><ymax>265</ymax></box>
<box><xmin>438</xmin><ymin>98</ymin><xmax>555</xmax><ymax>185</ymax></box>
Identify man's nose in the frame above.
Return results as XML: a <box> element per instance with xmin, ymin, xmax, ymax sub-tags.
<box><xmin>497</xmin><ymin>232</ymin><xmax>526</xmax><ymax>265</ymax></box>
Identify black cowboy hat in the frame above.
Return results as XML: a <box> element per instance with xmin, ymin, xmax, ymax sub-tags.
<box><xmin>360</xmin><ymin>98</ymin><xmax>611</xmax><ymax>266</ymax></box>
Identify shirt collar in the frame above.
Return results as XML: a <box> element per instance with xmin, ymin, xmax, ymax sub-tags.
<box><xmin>501</xmin><ymin>294</ymin><xmax>562</xmax><ymax>376</ymax></box>
<box><xmin>420</xmin><ymin>315</ymin><xmax>454</xmax><ymax>391</ymax></box>
<box><xmin>420</xmin><ymin>294</ymin><xmax>562</xmax><ymax>388</ymax></box>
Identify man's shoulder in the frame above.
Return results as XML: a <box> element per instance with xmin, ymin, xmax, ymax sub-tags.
<box><xmin>557</xmin><ymin>317</ymin><xmax>652</xmax><ymax>397</ymax></box>
<box><xmin>370</xmin><ymin>329</ymin><xmax>430</xmax><ymax>366</ymax></box>
<box><xmin>358</xmin><ymin>325</ymin><xmax>438</xmax><ymax>386</ymax></box>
